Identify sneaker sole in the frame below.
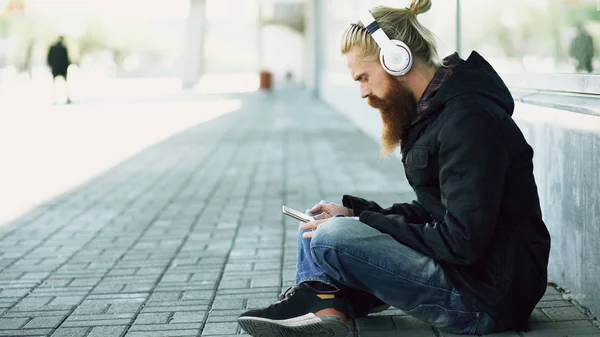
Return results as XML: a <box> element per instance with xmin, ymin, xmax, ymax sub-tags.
<box><xmin>238</xmin><ymin>314</ymin><xmax>349</xmax><ymax>337</ymax></box>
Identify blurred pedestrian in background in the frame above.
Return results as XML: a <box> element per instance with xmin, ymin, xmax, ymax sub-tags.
<box><xmin>570</xmin><ymin>24</ymin><xmax>595</xmax><ymax>73</ymax></box>
<box><xmin>46</xmin><ymin>36</ymin><xmax>72</xmax><ymax>104</ymax></box>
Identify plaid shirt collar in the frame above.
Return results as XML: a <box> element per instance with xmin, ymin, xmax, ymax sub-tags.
<box><xmin>412</xmin><ymin>53</ymin><xmax>462</xmax><ymax>125</ymax></box>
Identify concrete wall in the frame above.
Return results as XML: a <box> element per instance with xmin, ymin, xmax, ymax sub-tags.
<box><xmin>310</xmin><ymin>0</ymin><xmax>600</xmax><ymax>318</ymax></box>
<box><xmin>514</xmin><ymin>104</ymin><xmax>600</xmax><ymax>317</ymax></box>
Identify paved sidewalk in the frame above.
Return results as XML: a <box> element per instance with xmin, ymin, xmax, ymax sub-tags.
<box><xmin>1</xmin><ymin>90</ymin><xmax>598</xmax><ymax>336</ymax></box>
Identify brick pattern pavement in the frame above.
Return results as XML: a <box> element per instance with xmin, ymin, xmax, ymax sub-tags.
<box><xmin>0</xmin><ymin>91</ymin><xmax>598</xmax><ymax>336</ymax></box>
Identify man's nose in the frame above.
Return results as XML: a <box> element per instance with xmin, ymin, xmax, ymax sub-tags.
<box><xmin>360</xmin><ymin>86</ymin><xmax>371</xmax><ymax>99</ymax></box>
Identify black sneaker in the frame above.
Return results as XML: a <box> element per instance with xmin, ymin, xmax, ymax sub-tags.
<box><xmin>238</xmin><ymin>283</ymin><xmax>349</xmax><ymax>337</ymax></box>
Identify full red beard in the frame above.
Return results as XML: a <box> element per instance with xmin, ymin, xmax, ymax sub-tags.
<box><xmin>367</xmin><ymin>77</ymin><xmax>418</xmax><ymax>157</ymax></box>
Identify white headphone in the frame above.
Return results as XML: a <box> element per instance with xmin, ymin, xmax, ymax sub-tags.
<box><xmin>358</xmin><ymin>9</ymin><xmax>413</xmax><ymax>76</ymax></box>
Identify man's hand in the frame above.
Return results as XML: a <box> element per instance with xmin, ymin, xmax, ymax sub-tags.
<box><xmin>300</xmin><ymin>216</ymin><xmax>360</xmax><ymax>239</ymax></box>
<box><xmin>309</xmin><ymin>203</ymin><xmax>353</xmax><ymax>220</ymax></box>
<box><xmin>300</xmin><ymin>219</ymin><xmax>328</xmax><ymax>239</ymax></box>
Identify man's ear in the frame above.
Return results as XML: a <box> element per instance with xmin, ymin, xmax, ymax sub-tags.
<box><xmin>392</xmin><ymin>75</ymin><xmax>408</xmax><ymax>86</ymax></box>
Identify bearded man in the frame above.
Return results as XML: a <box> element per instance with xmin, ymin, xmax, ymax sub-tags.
<box><xmin>237</xmin><ymin>1</ymin><xmax>551</xmax><ymax>336</ymax></box>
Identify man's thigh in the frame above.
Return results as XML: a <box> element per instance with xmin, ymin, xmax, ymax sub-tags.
<box><xmin>311</xmin><ymin>217</ymin><xmax>452</xmax><ymax>292</ymax></box>
<box><xmin>310</xmin><ymin>217</ymin><xmax>486</xmax><ymax>334</ymax></box>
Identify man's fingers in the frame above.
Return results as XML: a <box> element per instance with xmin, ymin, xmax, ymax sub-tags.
<box><xmin>299</xmin><ymin>221</ymin><xmax>317</xmax><ymax>231</ymax></box>
<box><xmin>302</xmin><ymin>231</ymin><xmax>315</xmax><ymax>239</ymax></box>
<box><xmin>314</xmin><ymin>213</ymin><xmax>329</xmax><ymax>220</ymax></box>
<box><xmin>309</xmin><ymin>203</ymin><xmax>323</xmax><ymax>213</ymax></box>
<box><xmin>299</xmin><ymin>219</ymin><xmax>327</xmax><ymax>232</ymax></box>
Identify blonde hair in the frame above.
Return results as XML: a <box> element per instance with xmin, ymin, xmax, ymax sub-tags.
<box><xmin>341</xmin><ymin>0</ymin><xmax>443</xmax><ymax>68</ymax></box>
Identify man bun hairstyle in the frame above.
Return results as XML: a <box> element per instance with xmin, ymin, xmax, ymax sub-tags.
<box><xmin>341</xmin><ymin>0</ymin><xmax>442</xmax><ymax>68</ymax></box>
<box><xmin>407</xmin><ymin>0</ymin><xmax>431</xmax><ymax>15</ymax></box>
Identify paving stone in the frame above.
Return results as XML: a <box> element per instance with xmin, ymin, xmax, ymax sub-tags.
<box><xmin>4</xmin><ymin>310</ymin><xmax>72</xmax><ymax>318</ymax></box>
<box><xmin>148</xmin><ymin>292</ymin><xmax>183</xmax><ymax>302</ymax></box>
<box><xmin>0</xmin><ymin>281</ymin><xmax>38</xmax><ymax>288</ymax></box>
<box><xmin>180</xmin><ymin>291</ymin><xmax>214</xmax><ymax>300</ymax></box>
<box><xmin>131</xmin><ymin>323</ymin><xmax>203</xmax><ymax>331</ymax></box>
<box><xmin>224</xmin><ymin>263</ymin><xmax>253</xmax><ymax>272</ymax></box>
<box><xmin>249</xmin><ymin>277</ymin><xmax>280</xmax><ymax>288</ymax></box>
<box><xmin>155</xmin><ymin>283</ymin><xmax>216</xmax><ymax>292</ymax></box>
<box><xmin>87</xmin><ymin>326</ymin><xmax>127</xmax><ymax>337</ymax></box>
<box><xmin>540</xmin><ymin>294</ymin><xmax>564</xmax><ymax>301</ymax></box>
<box><xmin>147</xmin><ymin>300</ymin><xmax>211</xmax><ymax>309</ymax></box>
<box><xmin>217</xmin><ymin>285</ymin><xmax>279</xmax><ymax>293</ymax></box>
<box><xmin>141</xmin><ymin>305</ymin><xmax>209</xmax><ymax>313</ymax></box>
<box><xmin>0</xmin><ymin>288</ymin><xmax>31</xmax><ymax>297</ymax></box>
<box><xmin>0</xmin><ymin>298</ymin><xmax>17</xmax><ymax>308</ymax></box>
<box><xmin>125</xmin><ymin>330</ymin><xmax>200</xmax><ymax>337</ymax></box>
<box><xmin>391</xmin><ymin>315</ymin><xmax>433</xmax><ymax>329</ymax></box>
<box><xmin>0</xmin><ymin>317</ymin><xmax>29</xmax><ymax>329</ymax></box>
<box><xmin>14</xmin><ymin>296</ymin><xmax>54</xmax><ymax>307</ymax></box>
<box><xmin>542</xmin><ymin>306</ymin><xmax>590</xmax><ymax>321</ymax></box>
<box><xmin>0</xmin><ymin>329</ymin><xmax>53</xmax><ymax>336</ymax></box>
<box><xmin>202</xmin><ymin>322</ymin><xmax>239</xmax><ymax>335</ymax></box>
<box><xmin>536</xmin><ymin>299</ymin><xmax>574</xmax><ymax>308</ymax></box>
<box><xmin>522</xmin><ymin>320</ymin><xmax>599</xmax><ymax>336</ymax></box>
<box><xmin>132</xmin><ymin>312</ymin><xmax>170</xmax><ymax>325</ymax></box>
<box><xmin>71</xmin><ymin>301</ymin><xmax>110</xmax><ymax>315</ymax></box>
<box><xmin>61</xmin><ymin>318</ymin><xmax>132</xmax><ymax>327</ymax></box>
<box><xmin>357</xmin><ymin>315</ymin><xmax>396</xmax><ymax>331</ymax></box>
<box><xmin>33</xmin><ymin>287</ymin><xmax>93</xmax><ymax>295</ymax></box>
<box><xmin>360</xmin><ymin>330</ymin><xmax>436</xmax><ymax>336</ymax></box>
<box><xmin>253</xmin><ymin>261</ymin><xmax>282</xmax><ymax>271</ymax></box>
<box><xmin>48</xmin><ymin>295</ymin><xmax>86</xmax><ymax>306</ymax></box>
<box><xmin>210</xmin><ymin>298</ymin><xmax>245</xmax><ymax>310</ymax></box>
<box><xmin>86</xmin><ymin>293</ymin><xmax>147</xmax><ymax>301</ymax></box>
<box><xmin>69</xmin><ymin>313</ymin><xmax>134</xmax><ymax>321</ymax></box>
<box><xmin>218</xmin><ymin>279</ymin><xmax>250</xmax><ymax>289</ymax></box>
<box><xmin>172</xmin><ymin>311</ymin><xmax>206</xmax><ymax>323</ymax></box>
<box><xmin>67</xmin><ymin>278</ymin><xmax>102</xmax><ymax>287</ymax></box>
<box><xmin>23</xmin><ymin>315</ymin><xmax>65</xmax><ymax>328</ymax></box>
<box><xmin>438</xmin><ymin>330</ymin><xmax>520</xmax><ymax>337</ymax></box>
<box><xmin>50</xmin><ymin>327</ymin><xmax>90</xmax><ymax>337</ymax></box>
<box><xmin>529</xmin><ymin>308</ymin><xmax>552</xmax><ymax>323</ymax></box>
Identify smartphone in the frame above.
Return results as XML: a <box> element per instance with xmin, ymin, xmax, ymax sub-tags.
<box><xmin>282</xmin><ymin>205</ymin><xmax>315</xmax><ymax>223</ymax></box>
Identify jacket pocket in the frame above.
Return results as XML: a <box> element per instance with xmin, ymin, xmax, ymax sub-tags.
<box><xmin>404</xmin><ymin>147</ymin><xmax>438</xmax><ymax>187</ymax></box>
<box><xmin>405</xmin><ymin>147</ymin><xmax>429</xmax><ymax>168</ymax></box>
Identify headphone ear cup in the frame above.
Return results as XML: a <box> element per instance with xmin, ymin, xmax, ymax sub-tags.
<box><xmin>379</xmin><ymin>40</ymin><xmax>413</xmax><ymax>76</ymax></box>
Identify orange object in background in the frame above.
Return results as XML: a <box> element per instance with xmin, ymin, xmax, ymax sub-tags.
<box><xmin>259</xmin><ymin>70</ymin><xmax>272</xmax><ymax>91</ymax></box>
<box><xmin>0</xmin><ymin>0</ymin><xmax>25</xmax><ymax>18</ymax></box>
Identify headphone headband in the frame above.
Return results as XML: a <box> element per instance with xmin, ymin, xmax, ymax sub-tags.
<box><xmin>357</xmin><ymin>9</ymin><xmax>393</xmax><ymax>52</ymax></box>
<box><xmin>356</xmin><ymin>8</ymin><xmax>413</xmax><ymax>76</ymax></box>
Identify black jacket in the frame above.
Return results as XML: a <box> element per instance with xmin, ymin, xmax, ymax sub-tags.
<box><xmin>47</xmin><ymin>42</ymin><xmax>71</xmax><ymax>74</ymax></box>
<box><xmin>342</xmin><ymin>51</ymin><xmax>551</xmax><ymax>331</ymax></box>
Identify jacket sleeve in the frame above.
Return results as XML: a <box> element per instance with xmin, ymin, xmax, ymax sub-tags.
<box><xmin>342</xmin><ymin>195</ymin><xmax>433</xmax><ymax>224</ymax></box>
<box><xmin>359</xmin><ymin>110</ymin><xmax>509</xmax><ymax>265</ymax></box>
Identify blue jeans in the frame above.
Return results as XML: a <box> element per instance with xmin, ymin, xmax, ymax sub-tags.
<box><xmin>295</xmin><ymin>201</ymin><xmax>500</xmax><ymax>335</ymax></box>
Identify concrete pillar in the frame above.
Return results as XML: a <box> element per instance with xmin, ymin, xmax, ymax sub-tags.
<box><xmin>456</xmin><ymin>0</ymin><xmax>461</xmax><ymax>56</ymax></box>
<box><xmin>257</xmin><ymin>0</ymin><xmax>263</xmax><ymax>71</ymax></box>
<box><xmin>305</xmin><ymin>0</ymin><xmax>323</xmax><ymax>97</ymax></box>
<box><xmin>181</xmin><ymin>0</ymin><xmax>207</xmax><ymax>89</ymax></box>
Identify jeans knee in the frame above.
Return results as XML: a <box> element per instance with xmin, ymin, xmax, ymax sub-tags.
<box><xmin>311</xmin><ymin>217</ymin><xmax>354</xmax><ymax>251</ymax></box>
<box><xmin>309</xmin><ymin>217</ymin><xmax>356</xmax><ymax>281</ymax></box>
